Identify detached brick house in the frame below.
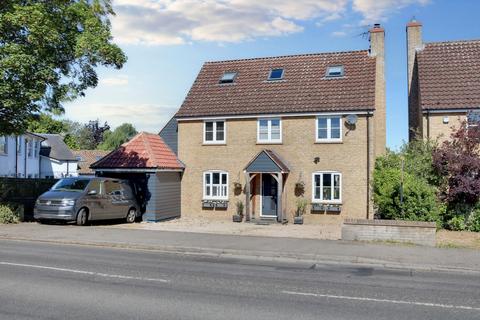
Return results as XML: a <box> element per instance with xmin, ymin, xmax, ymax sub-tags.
<box><xmin>174</xmin><ymin>25</ymin><xmax>386</xmax><ymax>224</ymax></box>
<box><xmin>407</xmin><ymin>20</ymin><xmax>480</xmax><ymax>141</ymax></box>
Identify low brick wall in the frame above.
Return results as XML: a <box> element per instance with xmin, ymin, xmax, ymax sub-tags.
<box><xmin>342</xmin><ymin>219</ymin><xmax>436</xmax><ymax>246</ymax></box>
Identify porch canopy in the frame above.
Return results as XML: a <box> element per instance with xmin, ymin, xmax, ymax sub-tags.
<box><xmin>244</xmin><ymin>150</ymin><xmax>289</xmax><ymax>222</ymax></box>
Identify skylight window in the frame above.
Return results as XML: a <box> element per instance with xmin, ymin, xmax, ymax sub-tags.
<box><xmin>219</xmin><ymin>72</ymin><xmax>237</xmax><ymax>84</ymax></box>
<box><xmin>268</xmin><ymin>68</ymin><xmax>284</xmax><ymax>80</ymax></box>
<box><xmin>326</xmin><ymin>65</ymin><xmax>344</xmax><ymax>77</ymax></box>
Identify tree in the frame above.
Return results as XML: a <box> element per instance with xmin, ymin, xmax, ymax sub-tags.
<box><xmin>27</xmin><ymin>114</ymin><xmax>66</xmax><ymax>134</ymax></box>
<box><xmin>433</xmin><ymin>121</ymin><xmax>480</xmax><ymax>209</ymax></box>
<box><xmin>98</xmin><ymin>123</ymin><xmax>137</xmax><ymax>151</ymax></box>
<box><xmin>76</xmin><ymin>120</ymin><xmax>110</xmax><ymax>150</ymax></box>
<box><xmin>0</xmin><ymin>0</ymin><xmax>127</xmax><ymax>135</ymax></box>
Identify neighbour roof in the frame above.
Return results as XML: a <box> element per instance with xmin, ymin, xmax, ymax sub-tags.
<box><xmin>245</xmin><ymin>149</ymin><xmax>290</xmax><ymax>173</ymax></box>
<box><xmin>176</xmin><ymin>50</ymin><xmax>376</xmax><ymax>118</ymax></box>
<box><xmin>91</xmin><ymin>132</ymin><xmax>184</xmax><ymax>170</ymax></box>
<box><xmin>72</xmin><ymin>150</ymin><xmax>110</xmax><ymax>175</ymax></box>
<box><xmin>38</xmin><ymin>134</ymin><xmax>77</xmax><ymax>161</ymax></box>
<box><xmin>417</xmin><ymin>40</ymin><xmax>480</xmax><ymax>110</ymax></box>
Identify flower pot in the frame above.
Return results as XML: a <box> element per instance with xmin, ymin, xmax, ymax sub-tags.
<box><xmin>232</xmin><ymin>214</ymin><xmax>243</xmax><ymax>222</ymax></box>
<box><xmin>294</xmin><ymin>216</ymin><xmax>304</xmax><ymax>225</ymax></box>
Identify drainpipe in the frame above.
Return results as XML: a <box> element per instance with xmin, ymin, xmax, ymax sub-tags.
<box><xmin>24</xmin><ymin>140</ymin><xmax>27</xmax><ymax>178</ymax></box>
<box><xmin>366</xmin><ymin>112</ymin><xmax>372</xmax><ymax>219</ymax></box>
<box><xmin>14</xmin><ymin>137</ymin><xmax>18</xmax><ymax>177</ymax></box>
<box><xmin>426</xmin><ymin>110</ymin><xmax>430</xmax><ymax>140</ymax></box>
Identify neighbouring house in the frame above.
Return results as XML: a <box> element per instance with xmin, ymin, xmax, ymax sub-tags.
<box><xmin>407</xmin><ymin>20</ymin><xmax>480</xmax><ymax>142</ymax></box>
<box><xmin>73</xmin><ymin>150</ymin><xmax>110</xmax><ymax>176</ymax></box>
<box><xmin>0</xmin><ymin>133</ymin><xmax>45</xmax><ymax>178</ymax></box>
<box><xmin>174</xmin><ymin>25</ymin><xmax>386</xmax><ymax>224</ymax></box>
<box><xmin>38</xmin><ymin>134</ymin><xmax>78</xmax><ymax>179</ymax></box>
<box><xmin>91</xmin><ymin>132</ymin><xmax>184</xmax><ymax>221</ymax></box>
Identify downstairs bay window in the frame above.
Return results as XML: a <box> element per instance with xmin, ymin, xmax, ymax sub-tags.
<box><xmin>312</xmin><ymin>172</ymin><xmax>342</xmax><ymax>203</ymax></box>
<box><xmin>203</xmin><ymin>171</ymin><xmax>228</xmax><ymax>200</ymax></box>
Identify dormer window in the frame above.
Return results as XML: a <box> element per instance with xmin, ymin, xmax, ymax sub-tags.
<box><xmin>326</xmin><ymin>65</ymin><xmax>344</xmax><ymax>78</ymax></box>
<box><xmin>268</xmin><ymin>68</ymin><xmax>284</xmax><ymax>80</ymax></box>
<box><xmin>219</xmin><ymin>72</ymin><xmax>237</xmax><ymax>84</ymax></box>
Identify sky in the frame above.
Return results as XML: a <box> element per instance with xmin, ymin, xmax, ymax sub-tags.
<box><xmin>63</xmin><ymin>0</ymin><xmax>480</xmax><ymax>149</ymax></box>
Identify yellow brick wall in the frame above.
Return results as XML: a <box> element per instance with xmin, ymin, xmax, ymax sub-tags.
<box><xmin>422</xmin><ymin>113</ymin><xmax>466</xmax><ymax>143</ymax></box>
<box><xmin>178</xmin><ymin>116</ymin><xmax>372</xmax><ymax>224</ymax></box>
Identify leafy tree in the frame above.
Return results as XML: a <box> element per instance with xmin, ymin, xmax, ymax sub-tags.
<box><xmin>0</xmin><ymin>0</ymin><xmax>127</xmax><ymax>135</ymax></box>
<box><xmin>433</xmin><ymin>121</ymin><xmax>480</xmax><ymax>207</ymax></box>
<box><xmin>373</xmin><ymin>140</ymin><xmax>444</xmax><ymax>226</ymax></box>
<box><xmin>27</xmin><ymin>114</ymin><xmax>66</xmax><ymax>134</ymax></box>
<box><xmin>76</xmin><ymin>120</ymin><xmax>110</xmax><ymax>150</ymax></box>
<box><xmin>98</xmin><ymin>123</ymin><xmax>137</xmax><ymax>151</ymax></box>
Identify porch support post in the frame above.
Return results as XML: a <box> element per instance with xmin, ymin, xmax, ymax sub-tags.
<box><xmin>244</xmin><ymin>171</ymin><xmax>250</xmax><ymax>222</ymax></box>
<box><xmin>277</xmin><ymin>173</ymin><xmax>283</xmax><ymax>222</ymax></box>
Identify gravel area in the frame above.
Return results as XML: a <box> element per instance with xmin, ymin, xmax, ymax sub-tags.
<box><xmin>108</xmin><ymin>217</ymin><xmax>342</xmax><ymax>240</ymax></box>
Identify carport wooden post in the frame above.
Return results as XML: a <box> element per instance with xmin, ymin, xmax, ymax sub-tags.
<box><xmin>244</xmin><ymin>171</ymin><xmax>250</xmax><ymax>222</ymax></box>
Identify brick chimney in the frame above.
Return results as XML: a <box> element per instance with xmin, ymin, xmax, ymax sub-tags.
<box><xmin>406</xmin><ymin>19</ymin><xmax>423</xmax><ymax>92</ymax></box>
<box><xmin>406</xmin><ymin>19</ymin><xmax>424</xmax><ymax>141</ymax></box>
<box><xmin>369</xmin><ymin>23</ymin><xmax>386</xmax><ymax>156</ymax></box>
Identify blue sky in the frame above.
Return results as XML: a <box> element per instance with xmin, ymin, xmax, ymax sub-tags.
<box><xmin>63</xmin><ymin>0</ymin><xmax>480</xmax><ymax>149</ymax></box>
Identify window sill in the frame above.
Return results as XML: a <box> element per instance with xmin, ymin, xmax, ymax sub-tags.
<box><xmin>315</xmin><ymin>140</ymin><xmax>343</xmax><ymax>144</ymax></box>
<box><xmin>202</xmin><ymin>143</ymin><xmax>226</xmax><ymax>146</ymax></box>
<box><xmin>256</xmin><ymin>141</ymin><xmax>282</xmax><ymax>145</ymax></box>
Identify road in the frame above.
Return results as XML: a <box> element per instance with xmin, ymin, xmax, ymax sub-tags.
<box><xmin>0</xmin><ymin>239</ymin><xmax>478</xmax><ymax>320</ymax></box>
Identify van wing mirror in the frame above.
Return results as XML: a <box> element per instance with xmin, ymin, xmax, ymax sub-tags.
<box><xmin>87</xmin><ymin>190</ymin><xmax>97</xmax><ymax>196</ymax></box>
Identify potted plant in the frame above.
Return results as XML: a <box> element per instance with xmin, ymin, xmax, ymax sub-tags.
<box><xmin>294</xmin><ymin>198</ymin><xmax>308</xmax><ymax>224</ymax></box>
<box><xmin>233</xmin><ymin>200</ymin><xmax>244</xmax><ymax>222</ymax></box>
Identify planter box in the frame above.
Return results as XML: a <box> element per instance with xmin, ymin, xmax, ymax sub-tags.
<box><xmin>294</xmin><ymin>216</ymin><xmax>304</xmax><ymax>225</ymax></box>
<box><xmin>311</xmin><ymin>203</ymin><xmax>342</xmax><ymax>213</ymax></box>
<box><xmin>202</xmin><ymin>200</ymin><xmax>229</xmax><ymax>209</ymax></box>
<box><xmin>232</xmin><ymin>215</ymin><xmax>243</xmax><ymax>223</ymax></box>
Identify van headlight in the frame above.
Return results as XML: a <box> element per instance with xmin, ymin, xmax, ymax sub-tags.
<box><xmin>62</xmin><ymin>199</ymin><xmax>76</xmax><ymax>206</ymax></box>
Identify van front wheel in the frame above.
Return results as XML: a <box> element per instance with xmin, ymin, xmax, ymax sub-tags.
<box><xmin>76</xmin><ymin>209</ymin><xmax>88</xmax><ymax>226</ymax></box>
<box><xmin>126</xmin><ymin>209</ymin><xmax>136</xmax><ymax>223</ymax></box>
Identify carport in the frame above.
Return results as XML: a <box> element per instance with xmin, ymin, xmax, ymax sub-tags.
<box><xmin>91</xmin><ymin>132</ymin><xmax>184</xmax><ymax>221</ymax></box>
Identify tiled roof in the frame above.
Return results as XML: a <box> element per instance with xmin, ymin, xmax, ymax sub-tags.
<box><xmin>72</xmin><ymin>150</ymin><xmax>110</xmax><ymax>175</ymax></box>
<box><xmin>417</xmin><ymin>40</ymin><xmax>480</xmax><ymax>110</ymax></box>
<box><xmin>39</xmin><ymin>134</ymin><xmax>77</xmax><ymax>161</ymax></box>
<box><xmin>91</xmin><ymin>132</ymin><xmax>184</xmax><ymax>170</ymax></box>
<box><xmin>176</xmin><ymin>50</ymin><xmax>376</xmax><ymax>118</ymax></box>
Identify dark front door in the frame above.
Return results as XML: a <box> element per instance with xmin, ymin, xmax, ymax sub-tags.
<box><xmin>261</xmin><ymin>174</ymin><xmax>277</xmax><ymax>217</ymax></box>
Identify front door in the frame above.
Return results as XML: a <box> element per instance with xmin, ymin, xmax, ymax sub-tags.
<box><xmin>261</xmin><ymin>174</ymin><xmax>277</xmax><ymax>217</ymax></box>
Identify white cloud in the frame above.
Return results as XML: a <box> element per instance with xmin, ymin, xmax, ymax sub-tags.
<box><xmin>111</xmin><ymin>0</ymin><xmax>430</xmax><ymax>46</ymax></box>
<box><xmin>352</xmin><ymin>0</ymin><xmax>430</xmax><ymax>23</ymax></box>
<box><xmin>64</xmin><ymin>103</ymin><xmax>178</xmax><ymax>132</ymax></box>
<box><xmin>331</xmin><ymin>31</ymin><xmax>347</xmax><ymax>37</ymax></box>
<box><xmin>99</xmin><ymin>75</ymin><xmax>129</xmax><ymax>86</ymax></box>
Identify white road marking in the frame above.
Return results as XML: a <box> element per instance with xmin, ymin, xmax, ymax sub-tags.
<box><xmin>282</xmin><ymin>290</ymin><xmax>480</xmax><ymax>311</ymax></box>
<box><xmin>0</xmin><ymin>261</ymin><xmax>170</xmax><ymax>283</ymax></box>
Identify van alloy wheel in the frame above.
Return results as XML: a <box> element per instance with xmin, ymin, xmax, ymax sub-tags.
<box><xmin>76</xmin><ymin>209</ymin><xmax>88</xmax><ymax>226</ymax></box>
<box><xmin>126</xmin><ymin>209</ymin><xmax>136</xmax><ymax>223</ymax></box>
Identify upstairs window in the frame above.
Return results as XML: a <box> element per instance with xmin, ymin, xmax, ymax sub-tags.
<box><xmin>268</xmin><ymin>68</ymin><xmax>284</xmax><ymax>80</ymax></box>
<box><xmin>203</xmin><ymin>171</ymin><xmax>228</xmax><ymax>200</ymax></box>
<box><xmin>313</xmin><ymin>172</ymin><xmax>342</xmax><ymax>203</ymax></box>
<box><xmin>467</xmin><ymin>111</ymin><xmax>480</xmax><ymax>128</ymax></box>
<box><xmin>204</xmin><ymin>120</ymin><xmax>226</xmax><ymax>144</ymax></box>
<box><xmin>219</xmin><ymin>72</ymin><xmax>237</xmax><ymax>84</ymax></box>
<box><xmin>316</xmin><ymin>116</ymin><xmax>342</xmax><ymax>142</ymax></box>
<box><xmin>326</xmin><ymin>65</ymin><xmax>344</xmax><ymax>78</ymax></box>
<box><xmin>258</xmin><ymin>118</ymin><xmax>282</xmax><ymax>143</ymax></box>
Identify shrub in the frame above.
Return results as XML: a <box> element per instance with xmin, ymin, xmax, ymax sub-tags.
<box><xmin>0</xmin><ymin>204</ymin><xmax>19</xmax><ymax>224</ymax></box>
<box><xmin>467</xmin><ymin>205</ymin><xmax>480</xmax><ymax>232</ymax></box>
<box><xmin>235</xmin><ymin>200</ymin><xmax>244</xmax><ymax>217</ymax></box>
<box><xmin>446</xmin><ymin>216</ymin><xmax>466</xmax><ymax>231</ymax></box>
<box><xmin>295</xmin><ymin>198</ymin><xmax>308</xmax><ymax>217</ymax></box>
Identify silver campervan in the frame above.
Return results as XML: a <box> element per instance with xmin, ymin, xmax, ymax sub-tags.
<box><xmin>34</xmin><ymin>177</ymin><xmax>140</xmax><ymax>225</ymax></box>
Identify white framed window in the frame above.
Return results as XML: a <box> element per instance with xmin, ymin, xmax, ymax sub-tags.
<box><xmin>203</xmin><ymin>171</ymin><xmax>228</xmax><ymax>200</ymax></box>
<box><xmin>316</xmin><ymin>116</ymin><xmax>342</xmax><ymax>142</ymax></box>
<box><xmin>268</xmin><ymin>68</ymin><xmax>284</xmax><ymax>81</ymax></box>
<box><xmin>204</xmin><ymin>120</ymin><xmax>226</xmax><ymax>144</ymax></box>
<box><xmin>326</xmin><ymin>65</ymin><xmax>344</xmax><ymax>77</ymax></box>
<box><xmin>257</xmin><ymin>118</ymin><xmax>282</xmax><ymax>143</ymax></box>
<box><xmin>312</xmin><ymin>172</ymin><xmax>342</xmax><ymax>203</ymax></box>
<box><xmin>219</xmin><ymin>72</ymin><xmax>237</xmax><ymax>84</ymax></box>
<box><xmin>27</xmin><ymin>139</ymin><xmax>33</xmax><ymax>158</ymax></box>
<box><xmin>0</xmin><ymin>137</ymin><xmax>7</xmax><ymax>155</ymax></box>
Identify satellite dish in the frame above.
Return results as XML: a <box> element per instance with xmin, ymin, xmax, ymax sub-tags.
<box><xmin>346</xmin><ymin>114</ymin><xmax>358</xmax><ymax>125</ymax></box>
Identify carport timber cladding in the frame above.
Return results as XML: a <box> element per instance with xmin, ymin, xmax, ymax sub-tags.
<box><xmin>142</xmin><ymin>172</ymin><xmax>182</xmax><ymax>222</ymax></box>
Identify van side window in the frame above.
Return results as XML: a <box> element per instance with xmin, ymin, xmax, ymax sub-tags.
<box><xmin>87</xmin><ymin>180</ymin><xmax>101</xmax><ymax>194</ymax></box>
<box><xmin>105</xmin><ymin>180</ymin><xmax>123</xmax><ymax>196</ymax></box>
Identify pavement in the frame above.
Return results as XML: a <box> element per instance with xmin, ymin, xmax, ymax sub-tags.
<box><xmin>0</xmin><ymin>239</ymin><xmax>479</xmax><ymax>319</ymax></box>
<box><xmin>0</xmin><ymin>223</ymin><xmax>480</xmax><ymax>274</ymax></box>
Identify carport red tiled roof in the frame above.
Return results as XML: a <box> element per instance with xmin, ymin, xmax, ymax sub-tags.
<box><xmin>417</xmin><ymin>40</ymin><xmax>480</xmax><ymax>110</ymax></box>
<box><xmin>176</xmin><ymin>50</ymin><xmax>377</xmax><ymax>118</ymax></box>
<box><xmin>91</xmin><ymin>132</ymin><xmax>184</xmax><ymax>170</ymax></box>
